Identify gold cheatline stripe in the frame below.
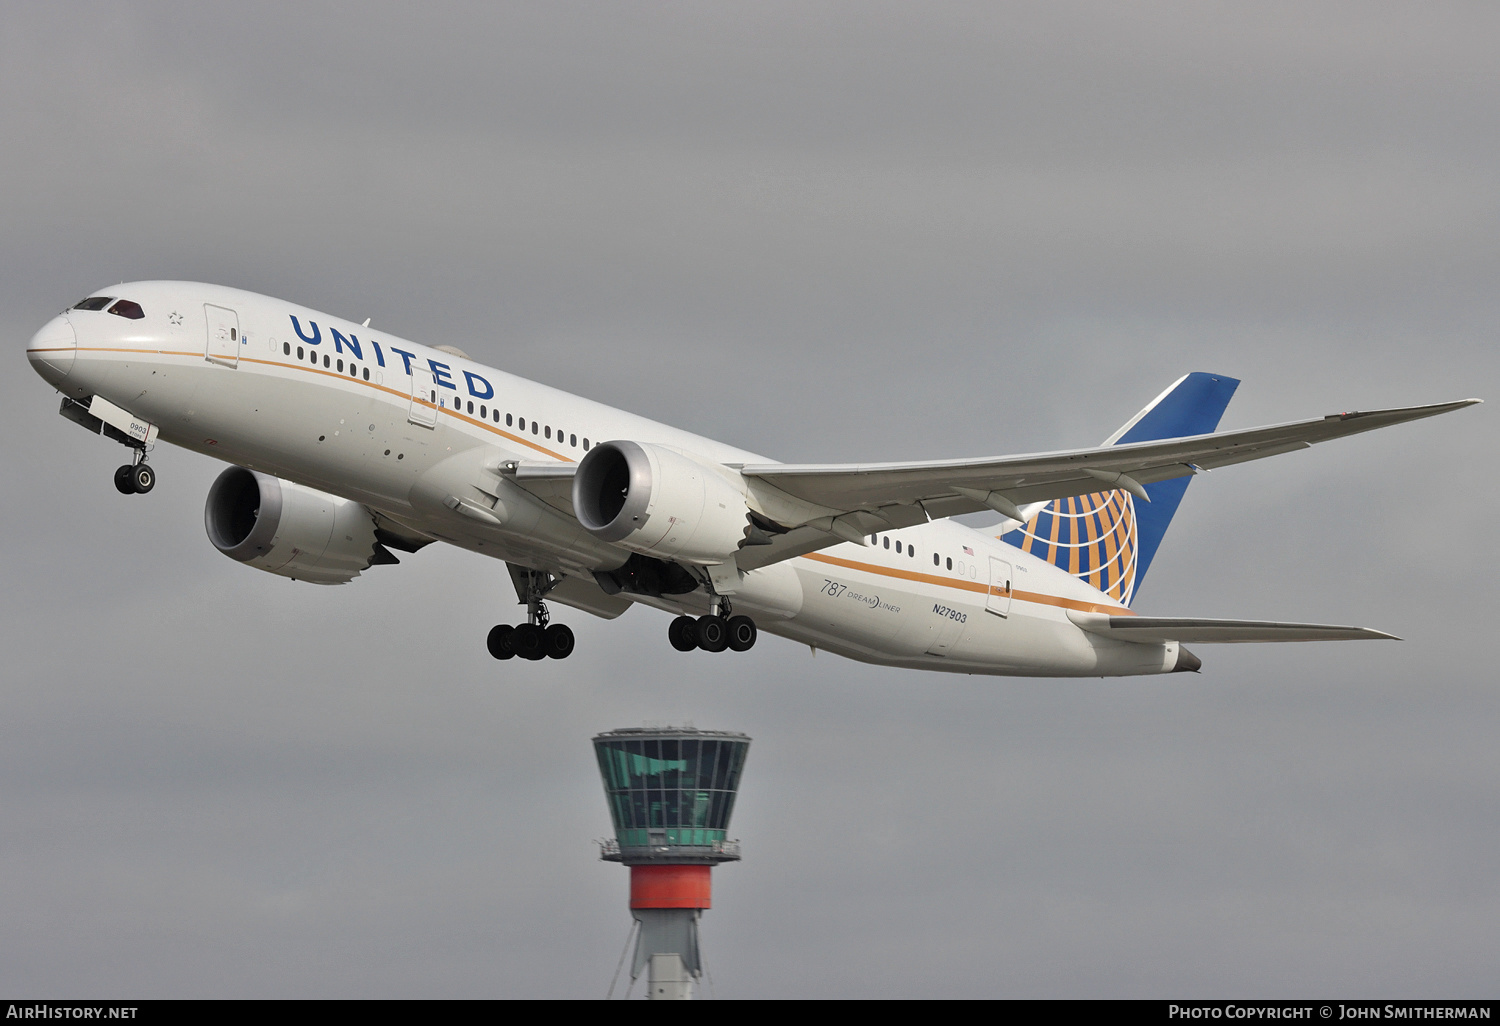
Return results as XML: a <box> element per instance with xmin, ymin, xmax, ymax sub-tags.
<box><xmin>802</xmin><ymin>552</ymin><xmax>1133</xmax><ymax>616</ymax></box>
<box><xmin>67</xmin><ymin>345</ymin><xmax>576</xmax><ymax>462</ymax></box>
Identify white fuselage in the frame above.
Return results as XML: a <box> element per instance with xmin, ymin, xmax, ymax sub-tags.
<box><xmin>27</xmin><ymin>281</ymin><xmax>1182</xmax><ymax>677</ymax></box>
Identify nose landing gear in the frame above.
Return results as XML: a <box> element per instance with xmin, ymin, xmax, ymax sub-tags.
<box><xmin>114</xmin><ymin>452</ymin><xmax>155</xmax><ymax>495</ymax></box>
<box><xmin>486</xmin><ymin>568</ymin><xmax>575</xmax><ymax>661</ymax></box>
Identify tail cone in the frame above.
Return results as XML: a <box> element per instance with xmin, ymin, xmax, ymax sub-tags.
<box><xmin>1172</xmin><ymin>646</ymin><xmax>1202</xmax><ymax>673</ymax></box>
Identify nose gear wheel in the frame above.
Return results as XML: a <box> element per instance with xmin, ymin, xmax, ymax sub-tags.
<box><xmin>114</xmin><ymin>449</ymin><xmax>155</xmax><ymax>495</ymax></box>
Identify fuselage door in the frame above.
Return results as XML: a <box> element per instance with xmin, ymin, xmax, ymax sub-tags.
<box><xmin>204</xmin><ymin>304</ymin><xmax>240</xmax><ymax>367</ymax></box>
<box><xmin>408</xmin><ymin>365</ymin><xmax>439</xmax><ymax>428</ymax></box>
<box><xmin>987</xmin><ymin>557</ymin><xmax>1013</xmax><ymax>618</ymax></box>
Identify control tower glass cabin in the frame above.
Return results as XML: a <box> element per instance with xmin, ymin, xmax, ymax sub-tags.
<box><xmin>594</xmin><ymin>727</ymin><xmax>749</xmax><ymax>864</ymax></box>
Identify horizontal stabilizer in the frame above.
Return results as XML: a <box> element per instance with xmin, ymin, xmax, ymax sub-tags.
<box><xmin>1068</xmin><ymin>611</ymin><xmax>1398</xmax><ymax>644</ymax></box>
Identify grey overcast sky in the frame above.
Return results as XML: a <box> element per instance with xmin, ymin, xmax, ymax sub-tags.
<box><xmin>2</xmin><ymin>2</ymin><xmax>1497</xmax><ymax>998</ymax></box>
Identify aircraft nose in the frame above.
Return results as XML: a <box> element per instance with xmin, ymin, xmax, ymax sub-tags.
<box><xmin>27</xmin><ymin>313</ymin><xmax>77</xmax><ymax>385</ymax></box>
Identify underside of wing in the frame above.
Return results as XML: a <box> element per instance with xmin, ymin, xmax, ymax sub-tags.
<box><xmin>1068</xmin><ymin>611</ymin><xmax>1398</xmax><ymax>643</ymax></box>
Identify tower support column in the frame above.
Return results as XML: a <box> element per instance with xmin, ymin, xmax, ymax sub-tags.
<box><xmin>646</xmin><ymin>952</ymin><xmax>693</xmax><ymax>1000</ymax></box>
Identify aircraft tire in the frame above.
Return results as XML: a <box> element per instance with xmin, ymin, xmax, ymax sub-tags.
<box><xmin>514</xmin><ymin>623</ymin><xmax>546</xmax><ymax>661</ymax></box>
<box><xmin>131</xmin><ymin>464</ymin><xmax>155</xmax><ymax>494</ymax></box>
<box><xmin>486</xmin><ymin>624</ymin><xmax>516</xmax><ymax>660</ymax></box>
<box><xmin>114</xmin><ymin>466</ymin><xmax>136</xmax><ymax>494</ymax></box>
<box><xmin>544</xmin><ymin>623</ymin><xmax>575</xmax><ymax>659</ymax></box>
<box><xmin>695</xmin><ymin>615</ymin><xmax>729</xmax><ymax>653</ymax></box>
<box><xmin>726</xmin><ymin>615</ymin><xmax>757</xmax><ymax>652</ymax></box>
<box><xmin>668</xmin><ymin>615</ymin><xmax>698</xmax><ymax>652</ymax></box>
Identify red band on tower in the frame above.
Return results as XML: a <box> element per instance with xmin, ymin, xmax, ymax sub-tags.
<box><xmin>630</xmin><ymin>864</ymin><xmax>712</xmax><ymax>909</ymax></box>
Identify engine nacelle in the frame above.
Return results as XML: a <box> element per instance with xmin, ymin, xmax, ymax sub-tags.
<box><xmin>205</xmin><ymin>467</ymin><xmax>383</xmax><ymax>585</ymax></box>
<box><xmin>572</xmin><ymin>441</ymin><xmax>752</xmax><ymax>565</ymax></box>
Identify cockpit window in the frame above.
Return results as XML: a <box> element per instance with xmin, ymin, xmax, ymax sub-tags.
<box><xmin>72</xmin><ymin>296</ymin><xmax>114</xmax><ymax>311</ymax></box>
<box><xmin>107</xmin><ymin>299</ymin><xmax>145</xmax><ymax>320</ymax></box>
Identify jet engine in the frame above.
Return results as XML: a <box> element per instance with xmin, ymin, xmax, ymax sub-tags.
<box><xmin>205</xmin><ymin>467</ymin><xmax>390</xmax><ymax>584</ymax></box>
<box><xmin>572</xmin><ymin>441</ymin><xmax>753</xmax><ymax>564</ymax></box>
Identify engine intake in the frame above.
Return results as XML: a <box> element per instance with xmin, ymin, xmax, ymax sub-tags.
<box><xmin>205</xmin><ymin>467</ymin><xmax>386</xmax><ymax>585</ymax></box>
<box><xmin>573</xmin><ymin>441</ymin><xmax>752</xmax><ymax>564</ymax></box>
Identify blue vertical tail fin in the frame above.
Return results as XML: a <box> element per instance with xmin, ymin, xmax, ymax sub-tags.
<box><xmin>1000</xmin><ymin>372</ymin><xmax>1240</xmax><ymax>606</ymax></box>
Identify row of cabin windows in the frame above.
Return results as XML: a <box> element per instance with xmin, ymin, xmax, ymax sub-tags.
<box><xmin>286</xmin><ymin>341</ymin><xmax>371</xmax><ymax>380</ymax></box>
<box><xmin>281</xmin><ymin>339</ymin><xmax>592</xmax><ymax>450</ymax></box>
<box><xmin>870</xmin><ymin>534</ymin><xmax>970</xmax><ymax>574</ymax></box>
<box><xmin>465</xmin><ymin>404</ymin><xmax>590</xmax><ymax>450</ymax></box>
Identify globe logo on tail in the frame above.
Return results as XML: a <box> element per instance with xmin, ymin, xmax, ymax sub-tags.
<box><xmin>1003</xmin><ymin>490</ymin><xmax>1140</xmax><ymax>605</ymax></box>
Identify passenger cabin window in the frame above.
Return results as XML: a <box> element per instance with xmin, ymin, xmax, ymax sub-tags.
<box><xmin>283</xmin><ymin>342</ymin><xmax>290</xmax><ymax>355</ymax></box>
<box><xmin>946</xmin><ymin>557</ymin><xmax>953</xmax><ymax>570</ymax></box>
<box><xmin>362</xmin><ymin>368</ymin><xmax>369</xmax><ymax>380</ymax></box>
<box><xmin>933</xmin><ymin>553</ymin><xmax>939</xmax><ymax>565</ymax></box>
<box><xmin>72</xmin><ymin>297</ymin><xmax>114</xmax><ymax>311</ymax></box>
<box><xmin>583</xmin><ymin>439</ymin><xmax>590</xmax><ymax>449</ymax></box>
<box><xmin>532</xmin><ymin>422</ymin><xmax>538</xmax><ymax>435</ymax></box>
<box><xmin>518</xmin><ymin>417</ymin><xmax>525</xmax><ymax>430</ymax></box>
<box><xmin>108</xmin><ymin>300</ymin><xmax>145</xmax><ymax>320</ymax></box>
<box><xmin>882</xmin><ymin>537</ymin><xmax>890</xmax><ymax>549</ymax></box>
<box><xmin>570</xmin><ymin>434</ymin><xmax>577</xmax><ymax>447</ymax></box>
<box><xmin>545</xmin><ymin>426</ymin><xmax>551</xmax><ymax>439</ymax></box>
<box><xmin>507</xmin><ymin>414</ymin><xmax>513</xmax><ymax>426</ymax></box>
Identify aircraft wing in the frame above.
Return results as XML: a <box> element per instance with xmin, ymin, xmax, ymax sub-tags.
<box><xmin>503</xmin><ymin>398</ymin><xmax>1477</xmax><ymax>572</ymax></box>
<box><xmin>1067</xmin><ymin>612</ymin><xmax>1397</xmax><ymax>643</ymax></box>
<box><xmin>741</xmin><ymin>399</ymin><xmax>1477</xmax><ymax>514</ymax></box>
<box><xmin>732</xmin><ymin>398</ymin><xmax>1478</xmax><ymax>570</ymax></box>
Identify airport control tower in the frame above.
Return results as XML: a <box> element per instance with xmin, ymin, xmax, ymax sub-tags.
<box><xmin>593</xmin><ymin>725</ymin><xmax>750</xmax><ymax>1000</ymax></box>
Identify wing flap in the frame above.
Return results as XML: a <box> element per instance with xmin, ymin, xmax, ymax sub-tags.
<box><xmin>1069</xmin><ymin>611</ymin><xmax>1398</xmax><ymax>644</ymax></box>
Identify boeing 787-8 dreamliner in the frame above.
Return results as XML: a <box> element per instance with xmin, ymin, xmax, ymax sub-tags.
<box><xmin>27</xmin><ymin>282</ymin><xmax>1479</xmax><ymax>676</ymax></box>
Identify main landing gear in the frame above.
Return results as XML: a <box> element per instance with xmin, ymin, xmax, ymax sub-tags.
<box><xmin>668</xmin><ymin>598</ymin><xmax>758</xmax><ymax>654</ymax></box>
<box><xmin>486</xmin><ymin>569</ymin><xmax>574</xmax><ymax>661</ymax></box>
<box><xmin>113</xmin><ymin>451</ymin><xmax>155</xmax><ymax>495</ymax></box>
